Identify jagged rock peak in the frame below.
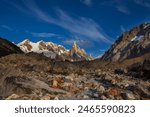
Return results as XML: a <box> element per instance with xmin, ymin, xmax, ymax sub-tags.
<box><xmin>73</xmin><ymin>41</ymin><xmax>78</xmax><ymax>48</ymax></box>
<box><xmin>69</xmin><ymin>41</ymin><xmax>93</xmax><ymax>61</ymax></box>
<box><xmin>71</xmin><ymin>41</ymin><xmax>80</xmax><ymax>53</ymax></box>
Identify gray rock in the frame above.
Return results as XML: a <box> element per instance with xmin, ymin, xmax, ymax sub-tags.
<box><xmin>40</xmin><ymin>94</ymin><xmax>51</xmax><ymax>100</ymax></box>
<box><xmin>122</xmin><ymin>92</ymin><xmax>136</xmax><ymax>100</ymax></box>
<box><xmin>83</xmin><ymin>95</ymin><xmax>90</xmax><ymax>99</ymax></box>
<box><xmin>100</xmin><ymin>95</ymin><xmax>107</xmax><ymax>100</ymax></box>
<box><xmin>97</xmin><ymin>85</ymin><xmax>105</xmax><ymax>93</ymax></box>
<box><xmin>93</xmin><ymin>93</ymin><xmax>99</xmax><ymax>98</ymax></box>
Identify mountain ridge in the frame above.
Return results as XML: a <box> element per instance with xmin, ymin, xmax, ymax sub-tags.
<box><xmin>102</xmin><ymin>22</ymin><xmax>150</xmax><ymax>62</ymax></box>
<box><xmin>0</xmin><ymin>37</ymin><xmax>23</xmax><ymax>58</ymax></box>
<box><xmin>17</xmin><ymin>39</ymin><xmax>93</xmax><ymax>61</ymax></box>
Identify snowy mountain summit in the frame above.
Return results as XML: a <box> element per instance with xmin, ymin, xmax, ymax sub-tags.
<box><xmin>18</xmin><ymin>39</ymin><xmax>93</xmax><ymax>61</ymax></box>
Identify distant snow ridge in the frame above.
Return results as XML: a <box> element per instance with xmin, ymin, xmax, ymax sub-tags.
<box><xmin>18</xmin><ymin>39</ymin><xmax>67</xmax><ymax>59</ymax></box>
<box><xmin>17</xmin><ymin>39</ymin><xmax>93</xmax><ymax>61</ymax></box>
<box><xmin>18</xmin><ymin>39</ymin><xmax>67</xmax><ymax>53</ymax></box>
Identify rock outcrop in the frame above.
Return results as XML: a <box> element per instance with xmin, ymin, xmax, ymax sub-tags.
<box><xmin>102</xmin><ymin>23</ymin><xmax>150</xmax><ymax>62</ymax></box>
<box><xmin>0</xmin><ymin>37</ymin><xmax>23</xmax><ymax>57</ymax></box>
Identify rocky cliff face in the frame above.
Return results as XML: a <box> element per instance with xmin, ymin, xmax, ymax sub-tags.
<box><xmin>18</xmin><ymin>39</ymin><xmax>93</xmax><ymax>61</ymax></box>
<box><xmin>0</xmin><ymin>37</ymin><xmax>23</xmax><ymax>57</ymax></box>
<box><xmin>102</xmin><ymin>23</ymin><xmax>150</xmax><ymax>62</ymax></box>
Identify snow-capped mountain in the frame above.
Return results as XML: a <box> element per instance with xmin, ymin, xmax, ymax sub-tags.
<box><xmin>102</xmin><ymin>22</ymin><xmax>150</xmax><ymax>61</ymax></box>
<box><xmin>18</xmin><ymin>39</ymin><xmax>93</xmax><ymax>61</ymax></box>
<box><xmin>18</xmin><ymin>39</ymin><xmax>67</xmax><ymax>59</ymax></box>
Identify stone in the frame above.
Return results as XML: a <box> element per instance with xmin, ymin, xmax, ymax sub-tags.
<box><xmin>93</xmin><ymin>93</ymin><xmax>99</xmax><ymax>98</ymax></box>
<box><xmin>6</xmin><ymin>94</ymin><xmax>20</xmax><ymax>100</ymax></box>
<box><xmin>62</xmin><ymin>82</ymin><xmax>72</xmax><ymax>87</ymax></box>
<box><xmin>53</xmin><ymin>80</ymin><xmax>58</xmax><ymax>87</ymax></box>
<box><xmin>122</xmin><ymin>92</ymin><xmax>136</xmax><ymax>100</ymax></box>
<box><xmin>97</xmin><ymin>85</ymin><xmax>105</xmax><ymax>93</ymax></box>
<box><xmin>108</xmin><ymin>95</ymin><xmax>115</xmax><ymax>100</ymax></box>
<box><xmin>54</xmin><ymin>96</ymin><xmax>59</xmax><ymax>100</ymax></box>
<box><xmin>104</xmin><ymin>74</ymin><xmax>112</xmax><ymax>80</ymax></box>
<box><xmin>100</xmin><ymin>95</ymin><xmax>107</xmax><ymax>100</ymax></box>
<box><xmin>83</xmin><ymin>95</ymin><xmax>90</xmax><ymax>99</ymax></box>
<box><xmin>108</xmin><ymin>88</ymin><xmax>121</xmax><ymax>97</ymax></box>
<box><xmin>40</xmin><ymin>94</ymin><xmax>51</xmax><ymax>100</ymax></box>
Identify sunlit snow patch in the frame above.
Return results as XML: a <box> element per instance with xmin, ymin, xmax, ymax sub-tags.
<box><xmin>131</xmin><ymin>35</ymin><xmax>144</xmax><ymax>42</ymax></box>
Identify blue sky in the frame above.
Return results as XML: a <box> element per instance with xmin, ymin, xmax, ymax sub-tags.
<box><xmin>0</xmin><ymin>0</ymin><xmax>150</xmax><ymax>57</ymax></box>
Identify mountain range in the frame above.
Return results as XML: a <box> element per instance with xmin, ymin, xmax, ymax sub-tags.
<box><xmin>18</xmin><ymin>39</ymin><xmax>93</xmax><ymax>61</ymax></box>
<box><xmin>1</xmin><ymin>22</ymin><xmax>150</xmax><ymax>62</ymax></box>
<box><xmin>0</xmin><ymin>22</ymin><xmax>150</xmax><ymax>100</ymax></box>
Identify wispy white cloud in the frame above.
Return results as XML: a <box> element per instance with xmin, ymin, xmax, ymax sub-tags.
<box><xmin>55</xmin><ymin>9</ymin><xmax>111</xmax><ymax>43</ymax></box>
<box><xmin>101</xmin><ymin>0</ymin><xmax>130</xmax><ymax>14</ymax></box>
<box><xmin>8</xmin><ymin>0</ymin><xmax>111</xmax><ymax>44</ymax></box>
<box><xmin>133</xmin><ymin>0</ymin><xmax>150</xmax><ymax>8</ymax></box>
<box><xmin>29</xmin><ymin>32</ymin><xmax>57</xmax><ymax>38</ymax></box>
<box><xmin>0</xmin><ymin>25</ymin><xmax>13</xmax><ymax>31</ymax></box>
<box><xmin>116</xmin><ymin>5</ymin><xmax>130</xmax><ymax>14</ymax></box>
<box><xmin>81</xmin><ymin>0</ymin><xmax>92</xmax><ymax>6</ymax></box>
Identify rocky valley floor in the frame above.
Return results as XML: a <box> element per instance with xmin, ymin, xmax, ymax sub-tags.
<box><xmin>0</xmin><ymin>53</ymin><xmax>149</xmax><ymax>100</ymax></box>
